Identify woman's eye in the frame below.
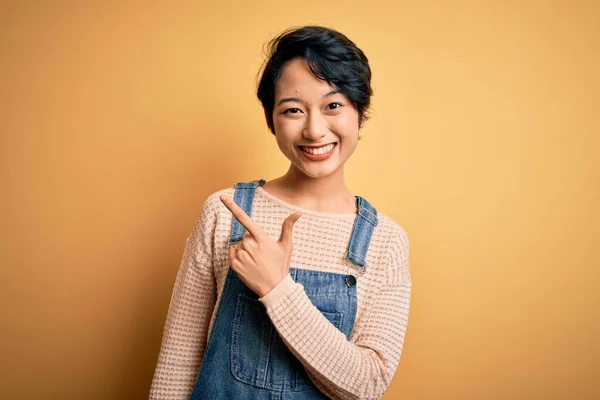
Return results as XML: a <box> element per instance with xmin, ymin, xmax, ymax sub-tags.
<box><xmin>326</xmin><ymin>102</ymin><xmax>342</xmax><ymax>110</ymax></box>
<box><xmin>283</xmin><ymin>108</ymin><xmax>302</xmax><ymax>114</ymax></box>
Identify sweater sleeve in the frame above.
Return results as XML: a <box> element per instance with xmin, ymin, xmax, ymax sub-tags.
<box><xmin>259</xmin><ymin>229</ymin><xmax>411</xmax><ymax>400</ymax></box>
<box><xmin>149</xmin><ymin>197</ymin><xmax>218</xmax><ymax>400</ymax></box>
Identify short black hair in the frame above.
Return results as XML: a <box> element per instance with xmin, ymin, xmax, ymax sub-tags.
<box><xmin>257</xmin><ymin>25</ymin><xmax>373</xmax><ymax>134</ymax></box>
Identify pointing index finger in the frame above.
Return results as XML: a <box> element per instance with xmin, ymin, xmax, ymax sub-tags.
<box><xmin>220</xmin><ymin>195</ymin><xmax>263</xmax><ymax>238</ymax></box>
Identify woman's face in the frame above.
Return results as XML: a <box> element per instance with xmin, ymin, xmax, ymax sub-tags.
<box><xmin>272</xmin><ymin>58</ymin><xmax>361</xmax><ymax>179</ymax></box>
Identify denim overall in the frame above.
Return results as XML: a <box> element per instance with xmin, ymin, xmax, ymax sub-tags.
<box><xmin>190</xmin><ymin>179</ymin><xmax>378</xmax><ymax>400</ymax></box>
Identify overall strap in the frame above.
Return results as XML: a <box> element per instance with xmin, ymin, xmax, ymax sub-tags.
<box><xmin>229</xmin><ymin>179</ymin><xmax>266</xmax><ymax>243</ymax></box>
<box><xmin>345</xmin><ymin>196</ymin><xmax>379</xmax><ymax>271</ymax></box>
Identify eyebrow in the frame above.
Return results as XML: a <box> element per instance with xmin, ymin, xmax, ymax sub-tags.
<box><xmin>276</xmin><ymin>88</ymin><xmax>342</xmax><ymax>107</ymax></box>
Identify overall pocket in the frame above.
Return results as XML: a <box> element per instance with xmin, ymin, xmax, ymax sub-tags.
<box><xmin>230</xmin><ymin>293</ymin><xmax>343</xmax><ymax>391</ymax></box>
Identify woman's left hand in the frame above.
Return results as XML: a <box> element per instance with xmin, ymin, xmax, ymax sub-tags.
<box><xmin>220</xmin><ymin>195</ymin><xmax>302</xmax><ymax>297</ymax></box>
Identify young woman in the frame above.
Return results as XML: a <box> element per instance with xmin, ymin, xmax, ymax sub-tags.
<box><xmin>149</xmin><ymin>26</ymin><xmax>411</xmax><ymax>400</ymax></box>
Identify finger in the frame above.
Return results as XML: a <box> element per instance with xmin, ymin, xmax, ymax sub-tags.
<box><xmin>230</xmin><ymin>256</ymin><xmax>242</xmax><ymax>273</ymax></box>
<box><xmin>237</xmin><ymin>235</ymin><xmax>247</xmax><ymax>252</ymax></box>
<box><xmin>278</xmin><ymin>212</ymin><xmax>302</xmax><ymax>246</ymax></box>
<box><xmin>220</xmin><ymin>195</ymin><xmax>263</xmax><ymax>238</ymax></box>
<box><xmin>228</xmin><ymin>246</ymin><xmax>237</xmax><ymax>262</ymax></box>
<box><xmin>242</xmin><ymin>231</ymin><xmax>259</xmax><ymax>250</ymax></box>
<box><xmin>237</xmin><ymin>248</ymin><xmax>253</xmax><ymax>263</ymax></box>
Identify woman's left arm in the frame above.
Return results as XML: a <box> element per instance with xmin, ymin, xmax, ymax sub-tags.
<box><xmin>259</xmin><ymin>231</ymin><xmax>411</xmax><ymax>400</ymax></box>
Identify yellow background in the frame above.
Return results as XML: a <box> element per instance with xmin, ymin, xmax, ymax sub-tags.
<box><xmin>1</xmin><ymin>1</ymin><xmax>598</xmax><ymax>399</ymax></box>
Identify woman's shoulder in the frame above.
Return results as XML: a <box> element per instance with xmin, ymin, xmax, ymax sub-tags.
<box><xmin>200</xmin><ymin>179</ymin><xmax>272</xmax><ymax>217</ymax></box>
<box><xmin>198</xmin><ymin>179</ymin><xmax>267</xmax><ymax>217</ymax></box>
<box><xmin>197</xmin><ymin>185</ymin><xmax>236</xmax><ymax>217</ymax></box>
<box><xmin>371</xmin><ymin>210</ymin><xmax>411</xmax><ymax>284</ymax></box>
<box><xmin>205</xmin><ymin>185</ymin><xmax>235</xmax><ymax>204</ymax></box>
<box><xmin>373</xmin><ymin>210</ymin><xmax>409</xmax><ymax>245</ymax></box>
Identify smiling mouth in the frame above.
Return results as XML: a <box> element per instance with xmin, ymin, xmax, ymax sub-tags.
<box><xmin>298</xmin><ymin>143</ymin><xmax>336</xmax><ymax>155</ymax></box>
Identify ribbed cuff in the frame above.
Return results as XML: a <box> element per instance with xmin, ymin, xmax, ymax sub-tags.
<box><xmin>259</xmin><ymin>274</ymin><xmax>297</xmax><ymax>308</ymax></box>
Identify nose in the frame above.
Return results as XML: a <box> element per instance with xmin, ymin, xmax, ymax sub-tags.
<box><xmin>302</xmin><ymin>110</ymin><xmax>327</xmax><ymax>140</ymax></box>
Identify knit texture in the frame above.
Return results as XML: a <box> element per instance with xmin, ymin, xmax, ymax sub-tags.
<box><xmin>149</xmin><ymin>185</ymin><xmax>411</xmax><ymax>399</ymax></box>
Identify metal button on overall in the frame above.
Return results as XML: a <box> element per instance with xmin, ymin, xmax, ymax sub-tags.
<box><xmin>345</xmin><ymin>275</ymin><xmax>357</xmax><ymax>287</ymax></box>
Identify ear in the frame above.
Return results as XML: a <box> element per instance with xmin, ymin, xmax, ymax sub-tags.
<box><xmin>359</xmin><ymin>111</ymin><xmax>370</xmax><ymax>129</ymax></box>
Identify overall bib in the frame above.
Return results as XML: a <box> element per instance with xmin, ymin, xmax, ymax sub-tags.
<box><xmin>190</xmin><ymin>179</ymin><xmax>378</xmax><ymax>400</ymax></box>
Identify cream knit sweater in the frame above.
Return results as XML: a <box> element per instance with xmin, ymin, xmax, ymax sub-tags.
<box><xmin>149</xmin><ymin>185</ymin><xmax>411</xmax><ymax>399</ymax></box>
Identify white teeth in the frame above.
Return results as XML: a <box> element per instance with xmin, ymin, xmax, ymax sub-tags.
<box><xmin>302</xmin><ymin>143</ymin><xmax>335</xmax><ymax>155</ymax></box>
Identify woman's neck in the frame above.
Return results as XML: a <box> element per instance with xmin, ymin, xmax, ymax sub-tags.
<box><xmin>263</xmin><ymin>164</ymin><xmax>356</xmax><ymax>214</ymax></box>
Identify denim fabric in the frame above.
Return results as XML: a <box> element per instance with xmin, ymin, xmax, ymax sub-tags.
<box><xmin>230</xmin><ymin>179</ymin><xmax>266</xmax><ymax>243</ymax></box>
<box><xmin>345</xmin><ymin>196</ymin><xmax>378</xmax><ymax>271</ymax></box>
<box><xmin>190</xmin><ymin>180</ymin><xmax>377</xmax><ymax>399</ymax></box>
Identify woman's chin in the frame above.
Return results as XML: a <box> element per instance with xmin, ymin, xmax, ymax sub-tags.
<box><xmin>294</xmin><ymin>162</ymin><xmax>341</xmax><ymax>179</ymax></box>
